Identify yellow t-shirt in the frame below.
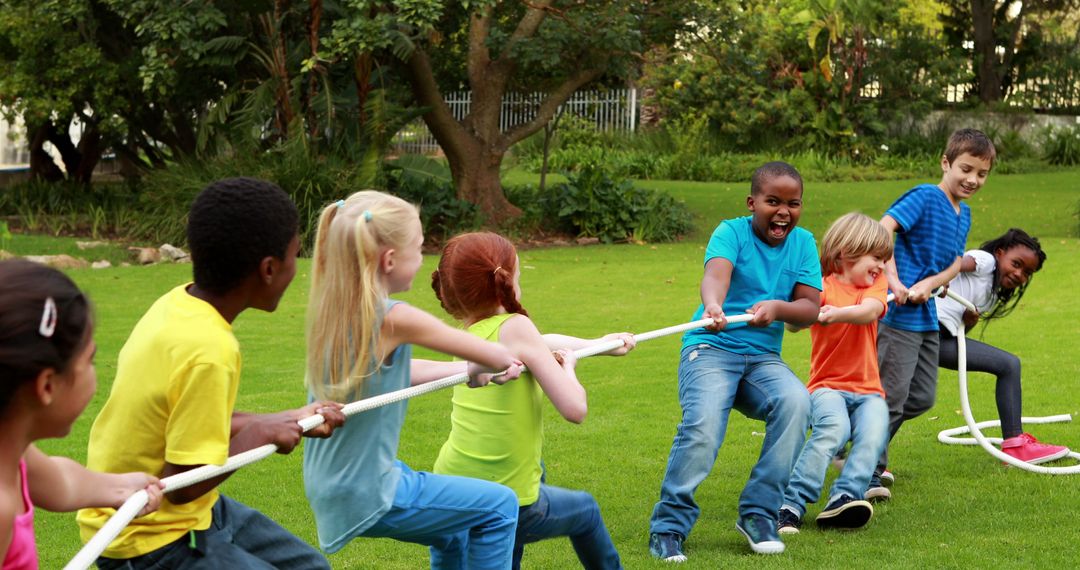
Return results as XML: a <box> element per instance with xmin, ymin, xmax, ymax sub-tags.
<box><xmin>77</xmin><ymin>285</ymin><xmax>241</xmax><ymax>559</ymax></box>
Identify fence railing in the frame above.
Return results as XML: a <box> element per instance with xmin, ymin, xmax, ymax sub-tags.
<box><xmin>394</xmin><ymin>88</ymin><xmax>638</xmax><ymax>155</ymax></box>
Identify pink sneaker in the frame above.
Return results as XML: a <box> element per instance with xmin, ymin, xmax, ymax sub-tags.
<box><xmin>1000</xmin><ymin>433</ymin><xmax>1070</xmax><ymax>464</ymax></box>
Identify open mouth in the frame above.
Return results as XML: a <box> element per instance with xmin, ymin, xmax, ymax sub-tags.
<box><xmin>768</xmin><ymin>220</ymin><xmax>790</xmax><ymax>239</ymax></box>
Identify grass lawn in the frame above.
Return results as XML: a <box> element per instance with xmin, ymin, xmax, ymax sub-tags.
<box><xmin>30</xmin><ymin>168</ymin><xmax>1080</xmax><ymax>568</ymax></box>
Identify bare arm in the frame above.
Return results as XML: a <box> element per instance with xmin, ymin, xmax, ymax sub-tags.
<box><xmin>382</xmin><ymin>304</ymin><xmax>520</xmax><ymax>374</ymax></box>
<box><xmin>542</xmin><ymin>333</ymin><xmax>636</xmax><ymax>356</ymax></box>
<box><xmin>23</xmin><ymin>445</ymin><xmax>163</xmax><ymax>515</ymax></box>
<box><xmin>745</xmin><ymin>282</ymin><xmax>821</xmax><ymax>328</ymax></box>
<box><xmin>410</xmin><ymin>358</ymin><xmax>468</xmax><ymax>386</ymax></box>
<box><xmin>818</xmin><ymin>297</ymin><xmax>887</xmax><ymax>326</ymax></box>
<box><xmin>908</xmin><ymin>256</ymin><xmax>962</xmax><ymax>304</ymax></box>
<box><xmin>502</xmin><ymin>315</ymin><xmax>588</xmax><ymax>423</ymax></box>
<box><xmin>700</xmin><ymin>257</ymin><xmax>734</xmax><ymax>331</ymax></box>
<box><xmin>880</xmin><ymin>215</ymin><xmax>907</xmax><ymax>302</ymax></box>
<box><xmin>164</xmin><ymin>402</ymin><xmax>344</xmax><ymax>504</ymax></box>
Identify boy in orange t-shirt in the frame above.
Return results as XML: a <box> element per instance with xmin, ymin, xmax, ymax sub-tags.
<box><xmin>777</xmin><ymin>213</ymin><xmax>893</xmax><ymax>533</ymax></box>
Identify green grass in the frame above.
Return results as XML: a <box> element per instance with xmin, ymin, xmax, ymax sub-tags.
<box><xmin>33</xmin><ymin>168</ymin><xmax>1080</xmax><ymax>568</ymax></box>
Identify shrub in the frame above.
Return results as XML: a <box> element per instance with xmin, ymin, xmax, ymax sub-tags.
<box><xmin>1041</xmin><ymin>125</ymin><xmax>1080</xmax><ymax>166</ymax></box>
<box><xmin>382</xmin><ymin>155</ymin><xmax>481</xmax><ymax>243</ymax></box>
<box><xmin>513</xmin><ymin>165</ymin><xmax>692</xmax><ymax>244</ymax></box>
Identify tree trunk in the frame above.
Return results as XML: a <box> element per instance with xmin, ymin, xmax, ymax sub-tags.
<box><xmin>72</xmin><ymin>125</ymin><xmax>103</xmax><ymax>184</ymax></box>
<box><xmin>449</xmin><ymin>144</ymin><xmax>521</xmax><ymax>219</ymax></box>
<box><xmin>28</xmin><ymin>124</ymin><xmax>64</xmax><ymax>182</ymax></box>
<box><xmin>970</xmin><ymin>0</ymin><xmax>1002</xmax><ymax>102</ymax></box>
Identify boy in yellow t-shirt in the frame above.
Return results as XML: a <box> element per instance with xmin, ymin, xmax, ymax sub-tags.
<box><xmin>77</xmin><ymin>178</ymin><xmax>344</xmax><ymax>568</ymax></box>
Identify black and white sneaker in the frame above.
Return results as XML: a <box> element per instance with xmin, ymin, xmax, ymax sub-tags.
<box><xmin>816</xmin><ymin>495</ymin><xmax>873</xmax><ymax>530</ymax></box>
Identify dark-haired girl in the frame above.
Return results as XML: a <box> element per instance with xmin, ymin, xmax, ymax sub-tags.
<box><xmin>430</xmin><ymin>232</ymin><xmax>635</xmax><ymax>570</ymax></box>
<box><xmin>0</xmin><ymin>260</ymin><xmax>163</xmax><ymax>568</ymax></box>
<box><xmin>937</xmin><ymin>228</ymin><xmax>1069</xmax><ymax>464</ymax></box>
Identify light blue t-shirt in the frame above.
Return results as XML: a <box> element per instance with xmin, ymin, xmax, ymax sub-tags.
<box><xmin>882</xmin><ymin>184</ymin><xmax>971</xmax><ymax>332</ymax></box>
<box><xmin>682</xmin><ymin>216</ymin><xmax>822</xmax><ymax>355</ymax></box>
<box><xmin>303</xmin><ymin>300</ymin><xmax>411</xmax><ymax>554</ymax></box>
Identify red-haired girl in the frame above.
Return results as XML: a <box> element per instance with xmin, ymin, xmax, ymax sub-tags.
<box><xmin>431</xmin><ymin>232</ymin><xmax>635</xmax><ymax>570</ymax></box>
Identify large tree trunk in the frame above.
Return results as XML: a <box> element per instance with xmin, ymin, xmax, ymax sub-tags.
<box><xmin>970</xmin><ymin>0</ymin><xmax>1002</xmax><ymax>102</ymax></box>
<box><xmin>447</xmin><ymin>142</ymin><xmax>520</xmax><ymax>219</ymax></box>
<box><xmin>28</xmin><ymin>125</ymin><xmax>65</xmax><ymax>182</ymax></box>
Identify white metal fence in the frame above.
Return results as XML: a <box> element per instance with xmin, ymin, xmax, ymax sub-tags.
<box><xmin>394</xmin><ymin>87</ymin><xmax>639</xmax><ymax>155</ymax></box>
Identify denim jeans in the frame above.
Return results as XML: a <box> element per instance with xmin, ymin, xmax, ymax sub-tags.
<box><xmin>362</xmin><ymin>463</ymin><xmax>519</xmax><ymax>570</ymax></box>
<box><xmin>513</xmin><ymin>484</ymin><xmax>621</xmax><ymax>570</ymax></box>
<box><xmin>96</xmin><ymin>495</ymin><xmax>329</xmax><ymax>569</ymax></box>
<box><xmin>782</xmin><ymin>389</ymin><xmax>889</xmax><ymax>516</ymax></box>
<box><xmin>650</xmin><ymin>344</ymin><xmax>811</xmax><ymax>538</ymax></box>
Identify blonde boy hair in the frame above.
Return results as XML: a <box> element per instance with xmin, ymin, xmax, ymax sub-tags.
<box><xmin>819</xmin><ymin>212</ymin><xmax>893</xmax><ymax>277</ymax></box>
<box><xmin>306</xmin><ymin>190</ymin><xmax>420</xmax><ymax>401</ymax></box>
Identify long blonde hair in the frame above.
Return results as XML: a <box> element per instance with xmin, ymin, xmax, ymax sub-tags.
<box><xmin>306</xmin><ymin>190</ymin><xmax>420</xmax><ymax>400</ymax></box>
<box><xmin>819</xmin><ymin>212</ymin><xmax>893</xmax><ymax>277</ymax></box>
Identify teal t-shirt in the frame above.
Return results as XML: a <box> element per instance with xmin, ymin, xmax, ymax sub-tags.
<box><xmin>303</xmin><ymin>300</ymin><xmax>411</xmax><ymax>553</ymax></box>
<box><xmin>681</xmin><ymin>216</ymin><xmax>822</xmax><ymax>355</ymax></box>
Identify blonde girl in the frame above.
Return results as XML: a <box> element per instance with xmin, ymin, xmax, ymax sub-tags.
<box><xmin>778</xmin><ymin>213</ymin><xmax>893</xmax><ymax>533</ymax></box>
<box><xmin>302</xmin><ymin>192</ymin><xmax>524</xmax><ymax>570</ymax></box>
<box><xmin>0</xmin><ymin>260</ymin><xmax>163</xmax><ymax>569</ymax></box>
<box><xmin>430</xmin><ymin>232</ymin><xmax>635</xmax><ymax>570</ymax></box>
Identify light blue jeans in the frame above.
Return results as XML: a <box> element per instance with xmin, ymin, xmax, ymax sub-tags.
<box><xmin>650</xmin><ymin>344</ymin><xmax>811</xmax><ymax>538</ymax></box>
<box><xmin>514</xmin><ymin>484</ymin><xmax>621</xmax><ymax>569</ymax></box>
<box><xmin>362</xmin><ymin>463</ymin><xmax>519</xmax><ymax>570</ymax></box>
<box><xmin>782</xmin><ymin>389</ymin><xmax>889</xmax><ymax>516</ymax></box>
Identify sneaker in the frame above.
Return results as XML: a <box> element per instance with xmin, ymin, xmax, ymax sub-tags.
<box><xmin>816</xmin><ymin>495</ymin><xmax>873</xmax><ymax>530</ymax></box>
<box><xmin>735</xmin><ymin>515</ymin><xmax>785</xmax><ymax>554</ymax></box>
<box><xmin>864</xmin><ymin>485</ymin><xmax>892</xmax><ymax>503</ymax></box>
<box><xmin>1000</xmin><ymin>433</ymin><xmax>1070</xmax><ymax>465</ymax></box>
<box><xmin>777</xmin><ymin>507</ymin><xmax>802</xmax><ymax>535</ymax></box>
<box><xmin>880</xmin><ymin>469</ymin><xmax>895</xmax><ymax>487</ymax></box>
<box><xmin>649</xmin><ymin>532</ymin><xmax>687</xmax><ymax>563</ymax></box>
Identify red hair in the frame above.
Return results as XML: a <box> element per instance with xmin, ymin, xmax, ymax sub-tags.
<box><xmin>432</xmin><ymin>232</ymin><xmax>528</xmax><ymax>321</ymax></box>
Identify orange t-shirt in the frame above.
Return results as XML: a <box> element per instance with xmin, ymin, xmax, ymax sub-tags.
<box><xmin>807</xmin><ymin>274</ymin><xmax>888</xmax><ymax>397</ymax></box>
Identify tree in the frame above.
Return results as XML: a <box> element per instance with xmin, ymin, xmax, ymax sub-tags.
<box><xmin>942</xmin><ymin>0</ymin><xmax>1080</xmax><ymax>103</ymax></box>
<box><xmin>326</xmin><ymin>1</ymin><xmax>693</xmax><ymax>218</ymax></box>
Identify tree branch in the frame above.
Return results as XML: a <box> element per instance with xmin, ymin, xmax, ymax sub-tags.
<box><xmin>403</xmin><ymin>47</ymin><xmax>470</xmax><ymax>157</ymax></box>
<box><xmin>502</xmin><ymin>64</ymin><xmax>604</xmax><ymax>148</ymax></box>
<box><xmin>467</xmin><ymin>3</ymin><xmax>494</xmax><ymax>88</ymax></box>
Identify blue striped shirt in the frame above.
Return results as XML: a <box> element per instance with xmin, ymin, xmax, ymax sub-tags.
<box><xmin>882</xmin><ymin>184</ymin><xmax>971</xmax><ymax>332</ymax></box>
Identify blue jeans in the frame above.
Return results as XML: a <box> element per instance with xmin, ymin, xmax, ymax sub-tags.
<box><xmin>96</xmin><ymin>495</ymin><xmax>329</xmax><ymax>569</ymax></box>
<box><xmin>650</xmin><ymin>345</ymin><xmax>811</xmax><ymax>537</ymax></box>
<box><xmin>782</xmin><ymin>389</ymin><xmax>889</xmax><ymax>516</ymax></box>
<box><xmin>514</xmin><ymin>484</ymin><xmax>621</xmax><ymax>570</ymax></box>
<box><xmin>362</xmin><ymin>463</ymin><xmax>519</xmax><ymax>570</ymax></box>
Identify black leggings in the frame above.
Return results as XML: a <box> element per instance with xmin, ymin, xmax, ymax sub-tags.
<box><xmin>937</xmin><ymin>329</ymin><xmax>1023</xmax><ymax>439</ymax></box>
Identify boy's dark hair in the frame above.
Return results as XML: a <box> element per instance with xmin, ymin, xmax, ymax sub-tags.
<box><xmin>187</xmin><ymin>177</ymin><xmax>299</xmax><ymax>295</ymax></box>
<box><xmin>978</xmin><ymin>228</ymin><xmax>1045</xmax><ymax>324</ymax></box>
<box><xmin>944</xmin><ymin>128</ymin><xmax>996</xmax><ymax>166</ymax></box>
<box><xmin>0</xmin><ymin>259</ymin><xmax>92</xmax><ymax>411</ymax></box>
<box><xmin>751</xmin><ymin>161</ymin><xmax>803</xmax><ymax>195</ymax></box>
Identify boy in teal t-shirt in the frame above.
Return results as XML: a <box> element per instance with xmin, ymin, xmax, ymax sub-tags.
<box><xmin>649</xmin><ymin>162</ymin><xmax>822</xmax><ymax>559</ymax></box>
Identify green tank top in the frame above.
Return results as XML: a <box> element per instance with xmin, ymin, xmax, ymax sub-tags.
<box><xmin>432</xmin><ymin>313</ymin><xmax>544</xmax><ymax>506</ymax></box>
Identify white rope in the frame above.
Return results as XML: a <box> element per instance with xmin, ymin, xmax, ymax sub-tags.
<box><xmin>935</xmin><ymin>289</ymin><xmax>1080</xmax><ymax>473</ymax></box>
<box><xmin>66</xmin><ymin>312</ymin><xmax>752</xmax><ymax>569</ymax></box>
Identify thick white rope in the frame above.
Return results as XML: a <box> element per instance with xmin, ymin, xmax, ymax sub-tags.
<box><xmin>66</xmin><ymin>312</ymin><xmax>753</xmax><ymax>570</ymax></box>
<box><xmin>935</xmin><ymin>289</ymin><xmax>1080</xmax><ymax>473</ymax></box>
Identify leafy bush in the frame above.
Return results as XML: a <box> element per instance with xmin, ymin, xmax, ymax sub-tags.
<box><xmin>513</xmin><ymin>165</ymin><xmax>692</xmax><ymax>243</ymax></box>
<box><xmin>382</xmin><ymin>155</ymin><xmax>481</xmax><ymax>242</ymax></box>
<box><xmin>1041</xmin><ymin>125</ymin><xmax>1080</xmax><ymax>166</ymax></box>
